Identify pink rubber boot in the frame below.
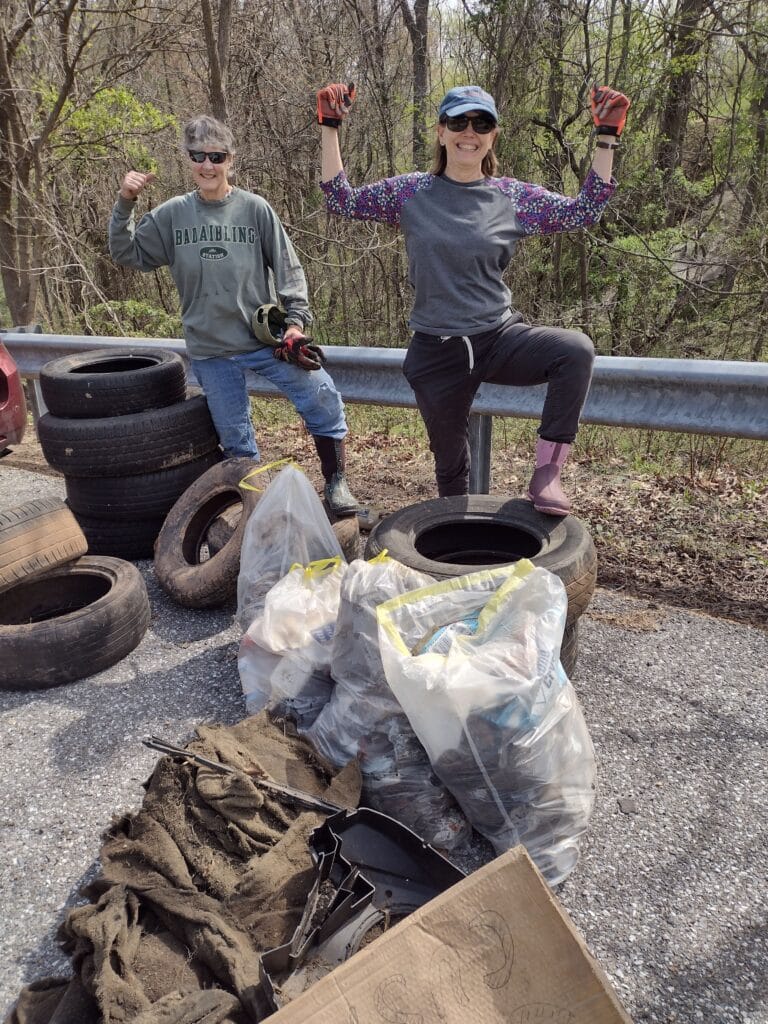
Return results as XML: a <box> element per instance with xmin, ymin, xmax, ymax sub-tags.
<box><xmin>527</xmin><ymin>439</ymin><xmax>572</xmax><ymax>516</ymax></box>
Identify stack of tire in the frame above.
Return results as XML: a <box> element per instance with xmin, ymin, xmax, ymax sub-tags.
<box><xmin>36</xmin><ymin>348</ymin><xmax>222</xmax><ymax>560</ymax></box>
<box><xmin>0</xmin><ymin>498</ymin><xmax>151</xmax><ymax>690</ymax></box>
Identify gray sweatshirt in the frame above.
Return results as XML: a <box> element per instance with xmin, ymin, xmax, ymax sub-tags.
<box><xmin>108</xmin><ymin>188</ymin><xmax>311</xmax><ymax>359</ymax></box>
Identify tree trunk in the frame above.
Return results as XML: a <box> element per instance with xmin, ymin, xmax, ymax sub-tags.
<box><xmin>400</xmin><ymin>0</ymin><xmax>430</xmax><ymax>170</ymax></box>
<box><xmin>201</xmin><ymin>0</ymin><xmax>232</xmax><ymax>121</ymax></box>
<box><xmin>657</xmin><ymin>0</ymin><xmax>709</xmax><ymax>176</ymax></box>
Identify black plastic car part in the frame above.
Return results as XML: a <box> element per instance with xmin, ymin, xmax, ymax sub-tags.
<box><xmin>260</xmin><ymin>807</ymin><xmax>466</xmax><ymax>1011</ymax></box>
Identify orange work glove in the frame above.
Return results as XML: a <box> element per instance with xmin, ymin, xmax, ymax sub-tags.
<box><xmin>316</xmin><ymin>82</ymin><xmax>356</xmax><ymax>128</ymax></box>
<box><xmin>590</xmin><ymin>85</ymin><xmax>631</xmax><ymax>137</ymax></box>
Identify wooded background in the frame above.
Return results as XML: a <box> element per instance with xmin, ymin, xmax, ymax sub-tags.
<box><xmin>1</xmin><ymin>0</ymin><xmax>766</xmax><ymax>363</ymax></box>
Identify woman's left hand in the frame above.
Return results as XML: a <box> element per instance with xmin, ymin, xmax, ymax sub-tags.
<box><xmin>590</xmin><ymin>86</ymin><xmax>631</xmax><ymax>137</ymax></box>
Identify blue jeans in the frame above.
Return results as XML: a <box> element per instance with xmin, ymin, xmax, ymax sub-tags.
<box><xmin>191</xmin><ymin>348</ymin><xmax>347</xmax><ymax>459</ymax></box>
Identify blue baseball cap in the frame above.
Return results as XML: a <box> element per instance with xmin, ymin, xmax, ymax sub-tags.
<box><xmin>438</xmin><ymin>85</ymin><xmax>498</xmax><ymax>122</ymax></box>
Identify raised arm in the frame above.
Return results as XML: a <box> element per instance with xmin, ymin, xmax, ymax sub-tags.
<box><xmin>316</xmin><ymin>81</ymin><xmax>430</xmax><ymax>225</ymax></box>
<box><xmin>108</xmin><ymin>170</ymin><xmax>171</xmax><ymax>271</ymax></box>
<box><xmin>589</xmin><ymin>84</ymin><xmax>631</xmax><ymax>184</ymax></box>
<box><xmin>492</xmin><ymin>84</ymin><xmax>630</xmax><ymax>235</ymax></box>
<box><xmin>320</xmin><ymin>124</ymin><xmax>344</xmax><ymax>183</ymax></box>
<box><xmin>317</xmin><ymin>82</ymin><xmax>355</xmax><ymax>184</ymax></box>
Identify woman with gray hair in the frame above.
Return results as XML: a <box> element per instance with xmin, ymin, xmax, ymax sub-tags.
<box><xmin>108</xmin><ymin>114</ymin><xmax>360</xmax><ymax>517</ymax></box>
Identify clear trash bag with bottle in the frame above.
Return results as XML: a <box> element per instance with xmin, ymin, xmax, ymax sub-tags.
<box><xmin>376</xmin><ymin>560</ymin><xmax>596</xmax><ymax>885</ymax></box>
<box><xmin>305</xmin><ymin>554</ymin><xmax>471</xmax><ymax>852</ymax></box>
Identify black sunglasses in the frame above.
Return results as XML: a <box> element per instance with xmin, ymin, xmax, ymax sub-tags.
<box><xmin>187</xmin><ymin>150</ymin><xmax>229</xmax><ymax>164</ymax></box>
<box><xmin>442</xmin><ymin>114</ymin><xmax>496</xmax><ymax>135</ymax></box>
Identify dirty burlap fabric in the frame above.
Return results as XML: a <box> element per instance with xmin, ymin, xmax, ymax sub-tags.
<box><xmin>7</xmin><ymin>714</ymin><xmax>361</xmax><ymax>1024</ymax></box>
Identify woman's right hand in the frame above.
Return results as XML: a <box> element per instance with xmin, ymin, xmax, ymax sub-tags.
<box><xmin>316</xmin><ymin>83</ymin><xmax>356</xmax><ymax>128</ymax></box>
<box><xmin>119</xmin><ymin>170</ymin><xmax>157</xmax><ymax>200</ymax></box>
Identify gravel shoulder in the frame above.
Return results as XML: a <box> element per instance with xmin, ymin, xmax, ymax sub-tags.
<box><xmin>1</xmin><ymin>465</ymin><xmax>766</xmax><ymax>1024</ymax></box>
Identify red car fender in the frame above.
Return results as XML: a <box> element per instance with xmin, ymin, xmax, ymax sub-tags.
<box><xmin>0</xmin><ymin>340</ymin><xmax>27</xmax><ymax>448</ymax></box>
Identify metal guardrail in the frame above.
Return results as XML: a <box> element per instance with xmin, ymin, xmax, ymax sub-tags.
<box><xmin>4</xmin><ymin>331</ymin><xmax>767</xmax><ymax>493</ymax></box>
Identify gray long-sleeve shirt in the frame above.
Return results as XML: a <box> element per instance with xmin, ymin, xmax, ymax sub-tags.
<box><xmin>321</xmin><ymin>170</ymin><xmax>616</xmax><ymax>336</ymax></box>
<box><xmin>108</xmin><ymin>188</ymin><xmax>311</xmax><ymax>359</ymax></box>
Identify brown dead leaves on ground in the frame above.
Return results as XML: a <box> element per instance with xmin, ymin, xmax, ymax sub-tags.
<box><xmin>5</xmin><ymin>423</ymin><xmax>766</xmax><ymax>632</ymax></box>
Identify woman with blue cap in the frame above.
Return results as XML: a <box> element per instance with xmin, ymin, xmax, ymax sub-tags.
<box><xmin>316</xmin><ymin>82</ymin><xmax>630</xmax><ymax>516</ymax></box>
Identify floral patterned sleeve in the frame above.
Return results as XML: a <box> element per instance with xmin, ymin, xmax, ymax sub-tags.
<box><xmin>490</xmin><ymin>169</ymin><xmax>616</xmax><ymax>235</ymax></box>
<box><xmin>320</xmin><ymin>170</ymin><xmax>432</xmax><ymax>226</ymax></box>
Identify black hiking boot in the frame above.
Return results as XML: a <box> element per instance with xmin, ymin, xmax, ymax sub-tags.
<box><xmin>312</xmin><ymin>436</ymin><xmax>361</xmax><ymax>518</ymax></box>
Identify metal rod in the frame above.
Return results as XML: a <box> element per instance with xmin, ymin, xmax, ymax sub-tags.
<box><xmin>142</xmin><ymin>737</ymin><xmax>342</xmax><ymax>814</ymax></box>
<box><xmin>468</xmin><ymin>413</ymin><xmax>492</xmax><ymax>494</ymax></box>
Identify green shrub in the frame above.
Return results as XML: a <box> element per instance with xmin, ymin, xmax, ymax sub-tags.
<box><xmin>76</xmin><ymin>301</ymin><xmax>182</xmax><ymax>339</ymax></box>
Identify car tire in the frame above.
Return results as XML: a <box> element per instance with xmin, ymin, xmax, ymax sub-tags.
<box><xmin>68</xmin><ymin>509</ymin><xmax>165</xmax><ymax>561</ymax></box>
<box><xmin>39</xmin><ymin>348</ymin><xmax>187</xmax><ymax>418</ymax></box>
<box><xmin>38</xmin><ymin>396</ymin><xmax>219</xmax><ymax>477</ymax></box>
<box><xmin>0</xmin><ymin>556</ymin><xmax>151</xmax><ymax>690</ymax></box>
<box><xmin>0</xmin><ymin>497</ymin><xmax>88</xmax><ymax>592</ymax></box>
<box><xmin>64</xmin><ymin>450</ymin><xmax>223</xmax><ymax>520</ymax></box>
<box><xmin>560</xmin><ymin>620</ymin><xmax>579</xmax><ymax>679</ymax></box>
<box><xmin>364</xmin><ymin>495</ymin><xmax>597</xmax><ymax>627</ymax></box>
<box><xmin>154</xmin><ymin>457</ymin><xmax>262</xmax><ymax>608</ymax></box>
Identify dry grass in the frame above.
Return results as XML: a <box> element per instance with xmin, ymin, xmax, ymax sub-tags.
<box><xmin>7</xmin><ymin>401</ymin><xmax>766</xmax><ymax>631</ymax></box>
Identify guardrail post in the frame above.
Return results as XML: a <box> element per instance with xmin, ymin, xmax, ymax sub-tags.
<box><xmin>11</xmin><ymin>325</ymin><xmax>47</xmax><ymax>427</ymax></box>
<box><xmin>468</xmin><ymin>413</ymin><xmax>492</xmax><ymax>494</ymax></box>
<box><xmin>27</xmin><ymin>381</ymin><xmax>48</xmax><ymax>426</ymax></box>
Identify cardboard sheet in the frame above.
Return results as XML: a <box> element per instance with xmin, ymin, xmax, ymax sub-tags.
<box><xmin>267</xmin><ymin>845</ymin><xmax>632</xmax><ymax>1023</ymax></box>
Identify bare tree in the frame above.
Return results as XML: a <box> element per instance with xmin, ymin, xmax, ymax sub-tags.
<box><xmin>200</xmin><ymin>0</ymin><xmax>233</xmax><ymax>120</ymax></box>
<box><xmin>0</xmin><ymin>0</ymin><xmax>187</xmax><ymax>326</ymax></box>
<box><xmin>399</xmin><ymin>0</ymin><xmax>430</xmax><ymax>168</ymax></box>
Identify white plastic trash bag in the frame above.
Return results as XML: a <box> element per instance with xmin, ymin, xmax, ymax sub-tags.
<box><xmin>236</xmin><ymin>462</ymin><xmax>343</xmax><ymax>631</ymax></box>
<box><xmin>306</xmin><ymin>554</ymin><xmax>471</xmax><ymax>852</ymax></box>
<box><xmin>238</xmin><ymin>556</ymin><xmax>345</xmax><ymax>728</ymax></box>
<box><xmin>376</xmin><ymin>559</ymin><xmax>596</xmax><ymax>885</ymax></box>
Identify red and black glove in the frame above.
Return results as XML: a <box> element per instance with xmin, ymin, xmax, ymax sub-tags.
<box><xmin>316</xmin><ymin>82</ymin><xmax>356</xmax><ymax>128</ymax></box>
<box><xmin>273</xmin><ymin>333</ymin><xmax>327</xmax><ymax>371</ymax></box>
<box><xmin>590</xmin><ymin>85</ymin><xmax>631</xmax><ymax>138</ymax></box>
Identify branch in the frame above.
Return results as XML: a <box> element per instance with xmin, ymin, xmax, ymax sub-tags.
<box><xmin>35</xmin><ymin>21</ymin><xmax>97</xmax><ymax>157</ymax></box>
<box><xmin>529</xmin><ymin>117</ymin><xmax>581</xmax><ymax>177</ymax></box>
<box><xmin>593</xmin><ymin>211</ymin><xmax>767</xmax><ymax>299</ymax></box>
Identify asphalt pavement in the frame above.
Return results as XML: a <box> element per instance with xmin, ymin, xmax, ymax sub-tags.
<box><xmin>1</xmin><ymin>464</ymin><xmax>766</xmax><ymax>1024</ymax></box>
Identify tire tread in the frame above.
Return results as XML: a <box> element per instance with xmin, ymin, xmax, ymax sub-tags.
<box><xmin>0</xmin><ymin>498</ymin><xmax>88</xmax><ymax>591</ymax></box>
<box><xmin>38</xmin><ymin>397</ymin><xmax>219</xmax><ymax>477</ymax></box>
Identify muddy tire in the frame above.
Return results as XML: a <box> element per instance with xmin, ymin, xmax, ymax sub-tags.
<box><xmin>205</xmin><ymin>505</ymin><xmax>242</xmax><ymax>556</ymax></box>
<box><xmin>331</xmin><ymin>516</ymin><xmax>363</xmax><ymax>562</ymax></box>
<box><xmin>64</xmin><ymin>450</ymin><xmax>223</xmax><ymax>520</ymax></box>
<box><xmin>40</xmin><ymin>348</ymin><xmax>187</xmax><ymax>419</ymax></box>
<box><xmin>0</xmin><ymin>498</ymin><xmax>88</xmax><ymax>592</ymax></box>
<box><xmin>154</xmin><ymin>458</ymin><xmax>262</xmax><ymax>608</ymax></box>
<box><xmin>364</xmin><ymin>495</ymin><xmax>597</xmax><ymax>628</ymax></box>
<box><xmin>0</xmin><ymin>556</ymin><xmax>151</xmax><ymax>690</ymax></box>
<box><xmin>38</xmin><ymin>396</ymin><xmax>219</xmax><ymax>477</ymax></box>
<box><xmin>205</xmin><ymin>504</ymin><xmax>362</xmax><ymax>562</ymax></box>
